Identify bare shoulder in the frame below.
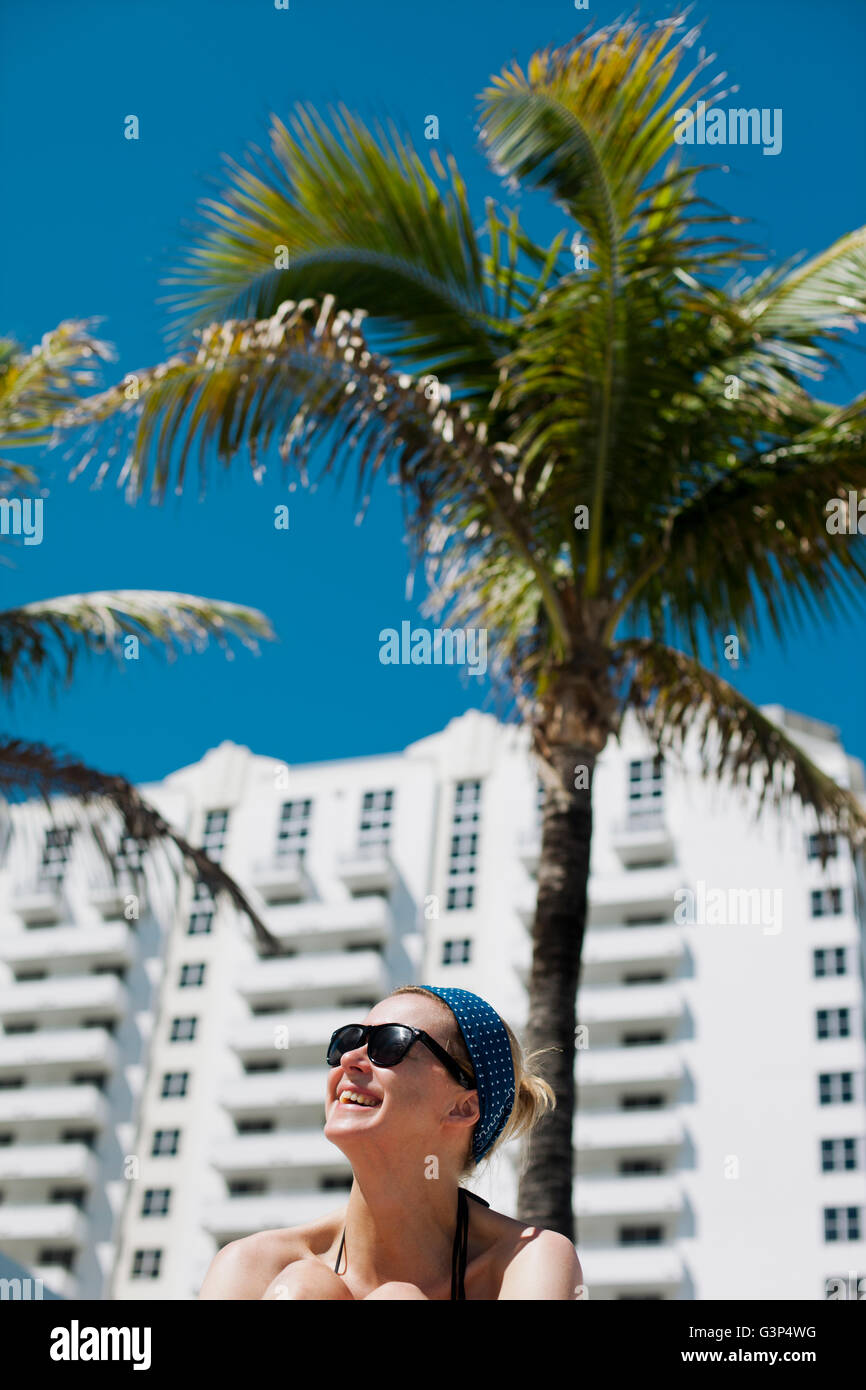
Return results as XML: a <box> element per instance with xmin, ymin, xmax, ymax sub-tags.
<box><xmin>198</xmin><ymin>1209</ymin><xmax>346</xmax><ymax>1300</ymax></box>
<box><xmin>480</xmin><ymin>1207</ymin><xmax>582</xmax><ymax>1300</ymax></box>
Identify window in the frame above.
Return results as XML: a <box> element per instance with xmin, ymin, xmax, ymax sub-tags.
<box><xmin>170</xmin><ymin>1017</ymin><xmax>197</xmax><ymax>1043</ymax></box>
<box><xmin>620</xmin><ymin>1095</ymin><xmax>664</xmax><ymax>1110</ymax></box>
<box><xmin>624</xmin><ymin>915</ymin><xmax>667</xmax><ymax>927</ymax></box>
<box><xmin>619</xmin><ymin>1226</ymin><xmax>663</xmax><ymax>1245</ymax></box>
<box><xmin>160</xmin><ymin>1072</ymin><xmax>189</xmax><ymax>1099</ymax></box>
<box><xmin>358</xmin><ymin>790</ymin><xmax>394</xmax><ymax>853</ymax></box>
<box><xmin>811</xmin><ymin>888</ymin><xmax>843</xmax><ymax>917</ymax></box>
<box><xmin>49</xmin><ymin>1188</ymin><xmax>86</xmax><ymax>1209</ymax></box>
<box><xmin>442</xmin><ymin>939</ymin><xmax>472</xmax><ymax>965</ymax></box>
<box><xmin>228</xmin><ymin>1180</ymin><xmax>268</xmax><ymax>1196</ymax></box>
<box><xmin>807</xmin><ymin>833</ymin><xmax>838</xmax><ymax>860</ymax></box>
<box><xmin>39</xmin><ymin>1248</ymin><xmax>75</xmax><ymax>1271</ymax></box>
<box><xmin>320</xmin><ymin>1175</ymin><xmax>354</xmax><ymax>1191</ymax></box>
<box><xmin>620</xmin><ymin>1159</ymin><xmax>664</xmax><ymax>1175</ymax></box>
<box><xmin>622</xmin><ymin>1033</ymin><xmax>666</xmax><ymax>1046</ymax></box>
<box><xmin>821</xmin><ymin>1139</ymin><xmax>859</xmax><ymax>1172</ymax></box>
<box><xmin>142</xmin><ymin>1189</ymin><xmax>171</xmax><ymax>1217</ymax></box>
<box><xmin>446</xmin><ymin>781</ymin><xmax>482</xmax><ymax>912</ymax></box>
<box><xmin>14</xmin><ymin>971</ymin><xmax>45</xmax><ymax>981</ymax></box>
<box><xmin>623</xmin><ymin>973</ymin><xmax>666</xmax><ymax>985</ymax></box>
<box><xmin>819</xmin><ymin>1073</ymin><xmax>854</xmax><ymax>1105</ymax></box>
<box><xmin>244</xmin><ymin>1060</ymin><xmax>280</xmax><ymax>1074</ymax></box>
<box><xmin>201</xmin><ymin>810</ymin><xmax>229</xmax><ymax>863</ymax></box>
<box><xmin>277</xmin><ymin>800</ymin><xmax>312</xmax><ymax>858</ymax></box>
<box><xmin>0</xmin><ymin>1077</ymin><xmax>24</xmax><ymax>1089</ymax></box>
<box><xmin>824</xmin><ymin>1207</ymin><xmax>861</xmax><ymax>1242</ymax></box>
<box><xmin>187</xmin><ymin>880</ymin><xmax>214</xmax><ymax>935</ymax></box>
<box><xmin>817</xmin><ymin>1008</ymin><xmax>851</xmax><ymax>1040</ymax></box>
<box><xmin>2</xmin><ymin>1024</ymin><xmax>35</xmax><ymax>1035</ymax></box>
<box><xmin>237</xmin><ymin>1120</ymin><xmax>274</xmax><ymax>1134</ymax></box>
<box><xmin>151</xmin><ymin>1130</ymin><xmax>180</xmax><ymax>1158</ymax></box>
<box><xmin>179</xmin><ymin>963</ymin><xmax>206</xmax><ymax>988</ymax></box>
<box><xmin>39</xmin><ymin>827</ymin><xmax>75</xmax><ymax>881</ymax></box>
<box><xmin>131</xmin><ymin>1249</ymin><xmax>162</xmax><ymax>1279</ymax></box>
<box><xmin>627</xmin><ymin>756</ymin><xmax>663</xmax><ymax>805</ymax></box>
<box><xmin>0</xmin><ymin>1134</ymin><xmax>12</xmax><ymax>1146</ymax></box>
<box><xmin>814</xmin><ymin>948</ymin><xmax>847</xmax><ymax>978</ymax></box>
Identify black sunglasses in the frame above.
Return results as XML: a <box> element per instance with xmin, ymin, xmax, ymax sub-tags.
<box><xmin>327</xmin><ymin>1023</ymin><xmax>474</xmax><ymax>1090</ymax></box>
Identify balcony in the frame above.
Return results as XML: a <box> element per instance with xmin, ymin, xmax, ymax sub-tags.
<box><xmin>0</xmin><ymin>974</ymin><xmax>128</xmax><ymax>1023</ymax></box>
<box><xmin>8</xmin><ymin>876</ymin><xmax>66</xmax><ymax>925</ymax></box>
<box><xmin>611</xmin><ymin>807</ymin><xmax>675</xmax><ymax>867</ymax></box>
<box><xmin>265</xmin><ymin>898</ymin><xmax>391</xmax><ymax>951</ymax></box>
<box><xmin>229</xmin><ymin>1009</ymin><xmax>347</xmax><ymax>1061</ymax></box>
<box><xmin>0</xmin><ymin>1142</ymin><xmax>99</xmax><ymax>1184</ymax></box>
<box><xmin>0</xmin><ymin>1084</ymin><xmax>108</xmax><ymax>1127</ymax></box>
<box><xmin>577</xmin><ymin>1045</ymin><xmax>684</xmax><ymax>1089</ymax></box>
<box><xmin>336</xmin><ymin>846</ymin><xmax>395</xmax><ymax>894</ymax></box>
<box><xmin>0</xmin><ymin>1203</ymin><xmax>88</xmax><ymax>1245</ymax></box>
<box><xmin>587</xmin><ymin>869</ymin><xmax>683</xmax><ymax>926</ymax></box>
<box><xmin>576</xmin><ymin>1110</ymin><xmax>684</xmax><ymax>1154</ymax></box>
<box><xmin>88</xmin><ymin>871</ymin><xmax>146</xmax><ymax>918</ymax></box>
<box><xmin>249</xmin><ymin>852</ymin><xmax>309</xmax><ymax>904</ymax></box>
<box><xmin>237</xmin><ymin>952</ymin><xmax>387</xmax><ymax>1009</ymax></box>
<box><xmin>0</xmin><ymin>1028</ymin><xmax>117</xmax><ymax>1074</ymax></box>
<box><xmin>220</xmin><ymin>1068</ymin><xmax>327</xmax><ymax>1115</ymax></box>
<box><xmin>0</xmin><ymin>923</ymin><xmax>135</xmax><ymax>972</ymax></box>
<box><xmin>577</xmin><ymin>984</ymin><xmax>683</xmax><ymax>1028</ymax></box>
<box><xmin>579</xmin><ymin>1245</ymin><xmax>684</xmax><ymax>1289</ymax></box>
<box><xmin>575</xmin><ymin>1177</ymin><xmax>684</xmax><ymax>1220</ymax></box>
<box><xmin>202</xmin><ymin>1191</ymin><xmax>348</xmax><ymax>1240</ymax></box>
<box><xmin>581</xmin><ymin>926</ymin><xmax>683</xmax><ymax>971</ymax></box>
<box><xmin>211</xmin><ymin>1129</ymin><xmax>348</xmax><ymax>1176</ymax></box>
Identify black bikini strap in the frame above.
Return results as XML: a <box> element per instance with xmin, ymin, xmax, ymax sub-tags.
<box><xmin>334</xmin><ymin>1227</ymin><xmax>346</xmax><ymax>1275</ymax></box>
<box><xmin>451</xmin><ymin>1187</ymin><xmax>467</xmax><ymax>1300</ymax></box>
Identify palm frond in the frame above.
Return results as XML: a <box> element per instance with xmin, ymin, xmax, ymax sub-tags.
<box><xmin>0</xmin><ymin>591</ymin><xmax>275</xmax><ymax>699</ymax></box>
<box><xmin>616</xmin><ymin>638</ymin><xmax>866</xmax><ymax>851</ymax></box>
<box><xmin>0</xmin><ymin>736</ymin><xmax>278</xmax><ymax>950</ymax></box>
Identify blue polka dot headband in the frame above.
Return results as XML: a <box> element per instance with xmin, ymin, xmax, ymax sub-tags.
<box><xmin>421</xmin><ymin>985</ymin><xmax>516</xmax><ymax>1162</ymax></box>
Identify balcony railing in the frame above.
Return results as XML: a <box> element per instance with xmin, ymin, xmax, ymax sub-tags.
<box><xmin>264</xmin><ymin>897</ymin><xmax>391</xmax><ymax>950</ymax></box>
<box><xmin>575</xmin><ymin>1176</ymin><xmax>684</xmax><ymax>1220</ymax></box>
<box><xmin>0</xmin><ymin>1027</ymin><xmax>118</xmax><ymax>1074</ymax></box>
<box><xmin>0</xmin><ymin>1083</ymin><xmax>108</xmax><ymax>1127</ymax></box>
<box><xmin>577</xmin><ymin>1044</ymin><xmax>684</xmax><ymax>1089</ymax></box>
<box><xmin>211</xmin><ymin>1129</ymin><xmax>349</xmax><ymax>1175</ymax></box>
<box><xmin>578</xmin><ymin>1244</ymin><xmax>684</xmax><ymax>1289</ymax></box>
<box><xmin>249</xmin><ymin>852</ymin><xmax>309</xmax><ymax>903</ymax></box>
<box><xmin>236</xmin><ymin>951</ymin><xmax>387</xmax><ymax>1008</ymax></box>
<box><xmin>336</xmin><ymin>844</ymin><xmax>395</xmax><ymax>894</ymax></box>
<box><xmin>9</xmin><ymin>874</ymin><xmax>67</xmax><ymax>924</ymax></box>
<box><xmin>88</xmin><ymin>871</ymin><xmax>146</xmax><ymax>918</ymax></box>
<box><xmin>610</xmin><ymin>806</ymin><xmax>674</xmax><ymax>867</ymax></box>
<box><xmin>575</xmin><ymin>1109</ymin><xmax>684</xmax><ymax>1153</ymax></box>
<box><xmin>202</xmin><ymin>1191</ymin><xmax>349</xmax><ymax>1240</ymax></box>
<box><xmin>0</xmin><ymin>1203</ymin><xmax>88</xmax><ymax>1245</ymax></box>
<box><xmin>0</xmin><ymin>974</ymin><xmax>128</xmax><ymax>1021</ymax></box>
<box><xmin>0</xmin><ymin>1142</ymin><xmax>99</xmax><ymax>1184</ymax></box>
<box><xmin>0</xmin><ymin>922</ymin><xmax>135</xmax><ymax>972</ymax></box>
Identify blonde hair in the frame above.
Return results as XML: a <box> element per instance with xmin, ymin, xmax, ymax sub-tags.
<box><xmin>388</xmin><ymin>985</ymin><xmax>556</xmax><ymax>1176</ymax></box>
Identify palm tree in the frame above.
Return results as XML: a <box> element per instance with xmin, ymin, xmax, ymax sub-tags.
<box><xmin>0</xmin><ymin>318</ymin><xmax>279</xmax><ymax>949</ymax></box>
<box><xmin>57</xmin><ymin>14</ymin><xmax>866</xmax><ymax>1238</ymax></box>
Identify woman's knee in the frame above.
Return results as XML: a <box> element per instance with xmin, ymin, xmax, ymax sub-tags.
<box><xmin>363</xmin><ymin>1281</ymin><xmax>428</xmax><ymax>1301</ymax></box>
<box><xmin>263</xmin><ymin>1259</ymin><xmax>354</xmax><ymax>1301</ymax></box>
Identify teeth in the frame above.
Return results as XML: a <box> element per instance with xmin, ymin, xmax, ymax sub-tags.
<box><xmin>340</xmin><ymin>1091</ymin><xmax>379</xmax><ymax>1106</ymax></box>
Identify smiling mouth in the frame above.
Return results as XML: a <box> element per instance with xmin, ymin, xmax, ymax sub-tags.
<box><xmin>338</xmin><ymin>1090</ymin><xmax>381</xmax><ymax>1108</ymax></box>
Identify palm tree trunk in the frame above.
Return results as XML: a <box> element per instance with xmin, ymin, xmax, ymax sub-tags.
<box><xmin>516</xmin><ymin>742</ymin><xmax>595</xmax><ymax>1239</ymax></box>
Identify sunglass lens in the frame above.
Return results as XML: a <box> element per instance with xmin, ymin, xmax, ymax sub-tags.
<box><xmin>369</xmin><ymin>1024</ymin><xmax>413</xmax><ymax>1066</ymax></box>
<box><xmin>327</xmin><ymin>1025</ymin><xmax>366</xmax><ymax>1066</ymax></box>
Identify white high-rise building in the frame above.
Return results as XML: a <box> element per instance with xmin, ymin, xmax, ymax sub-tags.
<box><xmin>0</xmin><ymin>706</ymin><xmax>863</xmax><ymax>1300</ymax></box>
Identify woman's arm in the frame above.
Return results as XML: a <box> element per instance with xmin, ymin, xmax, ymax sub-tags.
<box><xmin>497</xmin><ymin>1231</ymin><xmax>584</xmax><ymax>1301</ymax></box>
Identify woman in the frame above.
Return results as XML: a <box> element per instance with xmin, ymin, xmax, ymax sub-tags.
<box><xmin>200</xmin><ymin>984</ymin><xmax>583</xmax><ymax>1299</ymax></box>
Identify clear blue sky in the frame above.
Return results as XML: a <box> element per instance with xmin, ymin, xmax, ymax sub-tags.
<box><xmin>1</xmin><ymin>0</ymin><xmax>864</xmax><ymax>785</ymax></box>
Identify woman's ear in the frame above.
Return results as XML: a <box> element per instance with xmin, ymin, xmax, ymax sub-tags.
<box><xmin>447</xmin><ymin>1091</ymin><xmax>481</xmax><ymax>1126</ymax></box>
